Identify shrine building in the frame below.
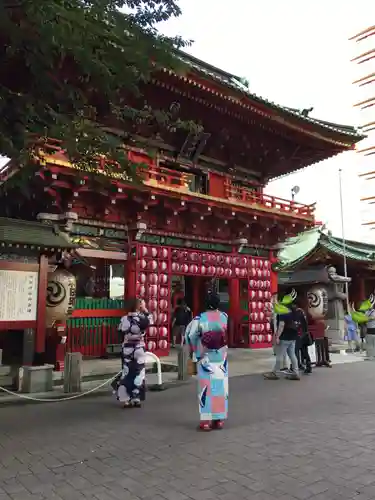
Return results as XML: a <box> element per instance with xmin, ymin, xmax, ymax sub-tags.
<box><xmin>0</xmin><ymin>52</ymin><xmax>364</xmax><ymax>366</ymax></box>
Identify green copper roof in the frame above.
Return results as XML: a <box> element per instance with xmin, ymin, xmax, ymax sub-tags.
<box><xmin>276</xmin><ymin>228</ymin><xmax>375</xmax><ymax>270</ymax></box>
<box><xmin>0</xmin><ymin>218</ymin><xmax>76</xmax><ymax>250</ymax></box>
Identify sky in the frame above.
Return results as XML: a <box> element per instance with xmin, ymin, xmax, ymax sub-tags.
<box><xmin>160</xmin><ymin>0</ymin><xmax>375</xmax><ymax>242</ymax></box>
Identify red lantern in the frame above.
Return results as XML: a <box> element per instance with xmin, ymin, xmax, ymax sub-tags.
<box><xmin>159</xmin><ymin>299</ymin><xmax>168</xmax><ymax>310</ymax></box>
<box><xmin>151</xmin><ymin>247</ymin><xmax>158</xmax><ymax>257</ymax></box>
<box><xmin>207</xmin><ymin>266</ymin><xmax>216</xmax><ymax>275</ymax></box>
<box><xmin>139</xmin><ymin>259</ymin><xmax>147</xmax><ymax>269</ymax></box>
<box><xmin>149</xmin><ymin>273</ymin><xmax>158</xmax><ymax>284</ymax></box>
<box><xmin>158</xmin><ymin>339</ymin><xmax>168</xmax><ymax>349</ymax></box>
<box><xmin>159</xmin><ymin>327</ymin><xmax>168</xmax><ymax>337</ymax></box>
<box><xmin>190</xmin><ymin>264</ymin><xmax>199</xmax><ymax>274</ymax></box>
<box><xmin>148</xmin><ymin>260</ymin><xmax>158</xmax><ymax>271</ymax></box>
<box><xmin>148</xmin><ymin>326</ymin><xmax>157</xmax><ymax>337</ymax></box>
<box><xmin>159</xmin><ymin>274</ymin><xmax>168</xmax><ymax>284</ymax></box>
<box><xmin>181</xmin><ymin>263</ymin><xmax>189</xmax><ymax>273</ymax></box>
<box><xmin>159</xmin><ymin>261</ymin><xmax>168</xmax><ymax>272</ymax></box>
<box><xmin>147</xmin><ymin>341</ymin><xmax>157</xmax><ymax>351</ymax></box>
<box><xmin>148</xmin><ymin>285</ymin><xmax>158</xmax><ymax>297</ymax></box>
<box><xmin>160</xmin><ymin>248</ymin><xmax>168</xmax><ymax>259</ymax></box>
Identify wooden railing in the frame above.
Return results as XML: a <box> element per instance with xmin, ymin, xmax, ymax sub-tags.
<box><xmin>139</xmin><ymin>164</ymin><xmax>315</xmax><ymax>219</ymax></box>
<box><xmin>139</xmin><ymin>164</ymin><xmax>193</xmax><ymax>191</ymax></box>
<box><xmin>224</xmin><ymin>181</ymin><xmax>315</xmax><ymax>218</ymax></box>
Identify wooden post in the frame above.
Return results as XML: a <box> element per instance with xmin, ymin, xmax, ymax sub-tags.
<box><xmin>177</xmin><ymin>345</ymin><xmax>189</xmax><ymax>381</ymax></box>
<box><xmin>63</xmin><ymin>352</ymin><xmax>82</xmax><ymax>393</ymax></box>
<box><xmin>35</xmin><ymin>254</ymin><xmax>48</xmax><ymax>357</ymax></box>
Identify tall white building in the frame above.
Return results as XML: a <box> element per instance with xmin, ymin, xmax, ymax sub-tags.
<box><xmin>351</xmin><ymin>26</ymin><xmax>375</xmax><ymax>231</ymax></box>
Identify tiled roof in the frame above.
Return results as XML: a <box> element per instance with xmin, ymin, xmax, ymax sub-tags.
<box><xmin>177</xmin><ymin>51</ymin><xmax>365</xmax><ymax>141</ymax></box>
<box><xmin>0</xmin><ymin>218</ymin><xmax>76</xmax><ymax>250</ymax></box>
<box><xmin>276</xmin><ymin>228</ymin><xmax>375</xmax><ymax>270</ymax></box>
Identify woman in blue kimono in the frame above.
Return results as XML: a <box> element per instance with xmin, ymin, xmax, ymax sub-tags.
<box><xmin>115</xmin><ymin>298</ymin><xmax>152</xmax><ymax>408</ymax></box>
<box><xmin>185</xmin><ymin>293</ymin><xmax>229</xmax><ymax>431</ymax></box>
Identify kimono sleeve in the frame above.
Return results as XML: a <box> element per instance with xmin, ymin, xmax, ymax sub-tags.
<box><xmin>184</xmin><ymin>316</ymin><xmax>201</xmax><ymax>361</ymax></box>
<box><xmin>118</xmin><ymin>315</ymin><xmax>131</xmax><ymax>333</ymax></box>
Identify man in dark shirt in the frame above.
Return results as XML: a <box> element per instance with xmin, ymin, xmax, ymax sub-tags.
<box><xmin>264</xmin><ymin>303</ymin><xmax>304</xmax><ymax>380</ymax></box>
<box><xmin>172</xmin><ymin>298</ymin><xmax>192</xmax><ymax>346</ymax></box>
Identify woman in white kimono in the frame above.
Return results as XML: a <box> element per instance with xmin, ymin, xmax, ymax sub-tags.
<box><xmin>185</xmin><ymin>293</ymin><xmax>229</xmax><ymax>431</ymax></box>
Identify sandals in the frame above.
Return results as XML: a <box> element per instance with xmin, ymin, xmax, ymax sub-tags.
<box><xmin>198</xmin><ymin>421</ymin><xmax>212</xmax><ymax>432</ymax></box>
<box><xmin>212</xmin><ymin>420</ymin><xmax>224</xmax><ymax>430</ymax></box>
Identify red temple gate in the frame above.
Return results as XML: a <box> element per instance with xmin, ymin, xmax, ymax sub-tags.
<box><xmin>127</xmin><ymin>243</ymin><xmax>274</xmax><ymax>356</ymax></box>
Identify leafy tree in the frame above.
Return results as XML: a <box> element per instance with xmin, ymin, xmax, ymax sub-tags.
<box><xmin>0</xmin><ymin>0</ymin><xmax>189</xmax><ymax>176</ymax></box>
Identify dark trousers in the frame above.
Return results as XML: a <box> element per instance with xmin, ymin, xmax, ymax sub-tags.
<box><xmin>300</xmin><ymin>344</ymin><xmax>312</xmax><ymax>369</ymax></box>
<box><xmin>292</xmin><ymin>338</ymin><xmax>311</xmax><ymax>371</ymax></box>
<box><xmin>315</xmin><ymin>337</ymin><xmax>330</xmax><ymax>365</ymax></box>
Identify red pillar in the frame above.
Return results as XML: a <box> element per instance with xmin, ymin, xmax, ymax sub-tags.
<box><xmin>269</xmin><ymin>250</ymin><xmax>278</xmax><ymax>295</ymax></box>
<box><xmin>228</xmin><ymin>278</ymin><xmax>240</xmax><ymax>347</ymax></box>
<box><xmin>125</xmin><ymin>257</ymin><xmax>136</xmax><ymax>301</ymax></box>
<box><xmin>35</xmin><ymin>254</ymin><xmax>48</xmax><ymax>356</ymax></box>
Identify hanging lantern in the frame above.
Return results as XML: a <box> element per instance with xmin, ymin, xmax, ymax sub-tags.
<box><xmin>224</xmin><ymin>268</ymin><xmax>232</xmax><ymax>277</ymax></box>
<box><xmin>148</xmin><ymin>326</ymin><xmax>158</xmax><ymax>337</ymax></box>
<box><xmin>160</xmin><ymin>248</ymin><xmax>168</xmax><ymax>259</ymax></box>
<box><xmin>148</xmin><ymin>260</ymin><xmax>158</xmax><ymax>271</ymax></box>
<box><xmin>217</xmin><ymin>267</ymin><xmax>225</xmax><ymax>276</ymax></box>
<box><xmin>224</xmin><ymin>256</ymin><xmax>232</xmax><ymax>266</ymax></box>
<box><xmin>159</xmin><ymin>327</ymin><xmax>168</xmax><ymax>337</ymax></box>
<box><xmin>148</xmin><ymin>273</ymin><xmax>158</xmax><ymax>284</ymax></box>
<box><xmin>148</xmin><ymin>299</ymin><xmax>158</xmax><ymax>311</ymax></box>
<box><xmin>158</xmin><ymin>313</ymin><xmax>168</xmax><ymax>324</ymax></box>
<box><xmin>190</xmin><ymin>252</ymin><xmax>199</xmax><ymax>261</ymax></box>
<box><xmin>139</xmin><ymin>259</ymin><xmax>147</xmax><ymax>269</ymax></box>
<box><xmin>171</xmin><ymin>262</ymin><xmax>180</xmax><ymax>272</ymax></box>
<box><xmin>141</xmin><ymin>246</ymin><xmax>148</xmax><ymax>257</ymax></box>
<box><xmin>46</xmin><ymin>268</ymin><xmax>76</xmax><ymax>328</ymax></box>
<box><xmin>136</xmin><ymin>284</ymin><xmax>146</xmax><ymax>297</ymax></box>
<box><xmin>158</xmin><ymin>339</ymin><xmax>168</xmax><ymax>349</ymax></box>
<box><xmin>159</xmin><ymin>299</ymin><xmax>168</xmax><ymax>310</ymax></box>
<box><xmin>159</xmin><ymin>261</ymin><xmax>168</xmax><ymax>272</ymax></box>
<box><xmin>251</xmin><ymin>334</ymin><xmax>257</xmax><ymax>344</ymax></box>
<box><xmin>159</xmin><ymin>287</ymin><xmax>168</xmax><ymax>298</ymax></box>
<box><xmin>181</xmin><ymin>263</ymin><xmax>189</xmax><ymax>273</ymax></box>
<box><xmin>207</xmin><ymin>265</ymin><xmax>216</xmax><ymax>275</ymax></box>
<box><xmin>200</xmin><ymin>265</ymin><xmax>207</xmax><ymax>275</ymax></box>
<box><xmin>147</xmin><ymin>341</ymin><xmax>157</xmax><ymax>351</ymax></box>
<box><xmin>159</xmin><ymin>274</ymin><xmax>168</xmax><ymax>284</ymax></box>
<box><xmin>151</xmin><ymin>247</ymin><xmax>158</xmax><ymax>257</ymax></box>
<box><xmin>148</xmin><ymin>285</ymin><xmax>158</xmax><ymax>297</ymax></box>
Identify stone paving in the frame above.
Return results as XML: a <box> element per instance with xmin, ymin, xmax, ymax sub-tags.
<box><xmin>1</xmin><ymin>361</ymin><xmax>375</xmax><ymax>499</ymax></box>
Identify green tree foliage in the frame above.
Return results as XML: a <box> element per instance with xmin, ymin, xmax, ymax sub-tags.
<box><xmin>0</xmin><ymin>0</ymin><xmax>189</xmax><ymax>176</ymax></box>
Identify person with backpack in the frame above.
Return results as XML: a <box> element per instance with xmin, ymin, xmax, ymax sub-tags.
<box><xmin>172</xmin><ymin>298</ymin><xmax>192</xmax><ymax>346</ymax></box>
<box><xmin>264</xmin><ymin>302</ymin><xmax>306</xmax><ymax>380</ymax></box>
<box><xmin>185</xmin><ymin>292</ymin><xmax>228</xmax><ymax>431</ymax></box>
